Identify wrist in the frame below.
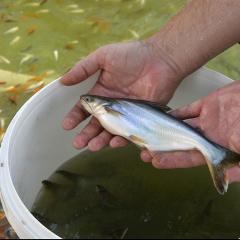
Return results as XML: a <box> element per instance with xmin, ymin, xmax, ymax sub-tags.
<box><xmin>143</xmin><ymin>0</ymin><xmax>240</xmax><ymax>80</ymax></box>
<box><xmin>140</xmin><ymin>37</ymin><xmax>185</xmax><ymax>85</ymax></box>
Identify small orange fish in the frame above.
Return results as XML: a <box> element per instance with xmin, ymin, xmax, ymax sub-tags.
<box><xmin>5</xmin><ymin>19</ymin><xmax>17</xmax><ymax>22</ymax></box>
<box><xmin>0</xmin><ymin>41</ymin><xmax>2</xmax><ymax>44</ymax></box>
<box><xmin>22</xmin><ymin>14</ymin><xmax>40</xmax><ymax>20</ymax></box>
<box><xmin>0</xmin><ymin>82</ymin><xmax>6</xmax><ymax>84</ymax></box>
<box><xmin>8</xmin><ymin>96</ymin><xmax>17</xmax><ymax>104</ymax></box>
<box><xmin>0</xmin><ymin>224</ymin><xmax>9</xmax><ymax>230</ymax></box>
<box><xmin>104</xmin><ymin>22</ymin><xmax>109</xmax><ymax>32</ymax></box>
<box><xmin>27</xmin><ymin>65</ymin><xmax>38</xmax><ymax>73</ymax></box>
<box><xmin>65</xmin><ymin>44</ymin><xmax>75</xmax><ymax>49</ymax></box>
<box><xmin>27</xmin><ymin>76</ymin><xmax>41</xmax><ymax>82</ymax></box>
<box><xmin>20</xmin><ymin>84</ymin><xmax>31</xmax><ymax>91</ymax></box>
<box><xmin>0</xmin><ymin>129</ymin><xmax>6</xmax><ymax>135</ymax></box>
<box><xmin>40</xmin><ymin>0</ymin><xmax>48</xmax><ymax>6</ymax></box>
<box><xmin>5</xmin><ymin>87</ymin><xmax>17</xmax><ymax>93</ymax></box>
<box><xmin>1</xmin><ymin>13</ymin><xmax>5</xmax><ymax>21</ymax></box>
<box><xmin>0</xmin><ymin>233</ymin><xmax>5</xmax><ymax>238</ymax></box>
<box><xmin>32</xmin><ymin>87</ymin><xmax>40</xmax><ymax>95</ymax></box>
<box><xmin>28</xmin><ymin>29</ymin><xmax>35</xmax><ymax>35</ymax></box>
<box><xmin>32</xmin><ymin>14</ymin><xmax>40</xmax><ymax>18</ymax></box>
<box><xmin>42</xmin><ymin>72</ymin><xmax>47</xmax><ymax>79</ymax></box>
<box><xmin>25</xmin><ymin>25</ymin><xmax>37</xmax><ymax>32</ymax></box>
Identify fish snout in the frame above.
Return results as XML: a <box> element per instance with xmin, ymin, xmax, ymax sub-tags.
<box><xmin>80</xmin><ymin>95</ymin><xmax>93</xmax><ymax>114</ymax></box>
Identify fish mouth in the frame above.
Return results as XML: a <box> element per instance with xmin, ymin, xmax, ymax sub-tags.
<box><xmin>80</xmin><ymin>95</ymin><xmax>93</xmax><ymax>113</ymax></box>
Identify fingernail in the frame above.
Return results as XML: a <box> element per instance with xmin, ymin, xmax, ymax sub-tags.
<box><xmin>141</xmin><ymin>150</ymin><xmax>152</xmax><ymax>162</ymax></box>
<box><xmin>73</xmin><ymin>136</ymin><xmax>85</xmax><ymax>149</ymax></box>
<box><xmin>62</xmin><ymin>117</ymin><xmax>76</xmax><ymax>130</ymax></box>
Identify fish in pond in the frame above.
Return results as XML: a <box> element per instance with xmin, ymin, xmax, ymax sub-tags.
<box><xmin>80</xmin><ymin>95</ymin><xmax>240</xmax><ymax>195</ymax></box>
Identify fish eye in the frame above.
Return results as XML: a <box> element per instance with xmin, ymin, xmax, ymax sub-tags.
<box><xmin>85</xmin><ymin>97</ymin><xmax>90</xmax><ymax>102</ymax></box>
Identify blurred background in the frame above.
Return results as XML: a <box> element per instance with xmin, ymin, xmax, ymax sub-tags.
<box><xmin>0</xmin><ymin>0</ymin><xmax>240</xmax><ymax>238</ymax></box>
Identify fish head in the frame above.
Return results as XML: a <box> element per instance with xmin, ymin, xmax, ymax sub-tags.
<box><xmin>80</xmin><ymin>95</ymin><xmax>112</xmax><ymax>116</ymax></box>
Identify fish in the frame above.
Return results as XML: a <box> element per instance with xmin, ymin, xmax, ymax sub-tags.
<box><xmin>42</xmin><ymin>72</ymin><xmax>47</xmax><ymax>79</ymax></box>
<box><xmin>25</xmin><ymin>25</ymin><xmax>37</xmax><ymax>34</ymax></box>
<box><xmin>20</xmin><ymin>55</ymin><xmax>33</xmax><ymax>65</ymax></box>
<box><xmin>0</xmin><ymin>55</ymin><xmax>10</xmax><ymax>64</ymax></box>
<box><xmin>127</xmin><ymin>29</ymin><xmax>140</xmax><ymax>39</ymax></box>
<box><xmin>21</xmin><ymin>14</ymin><xmax>40</xmax><ymax>20</ymax></box>
<box><xmin>4</xmin><ymin>26</ymin><xmax>19</xmax><ymax>34</ymax></box>
<box><xmin>80</xmin><ymin>95</ymin><xmax>240</xmax><ymax>195</ymax></box>
<box><xmin>5</xmin><ymin>19</ymin><xmax>18</xmax><ymax>22</ymax></box>
<box><xmin>0</xmin><ymin>129</ymin><xmax>6</xmax><ymax>135</ymax></box>
<box><xmin>54</xmin><ymin>50</ymin><xmax>58</xmax><ymax>61</ymax></box>
<box><xmin>10</xmin><ymin>36</ymin><xmax>20</xmax><ymax>45</ymax></box>
<box><xmin>25</xmin><ymin>3</ymin><xmax>40</xmax><ymax>7</ymax></box>
<box><xmin>27</xmin><ymin>76</ymin><xmax>41</xmax><ymax>82</ymax></box>
<box><xmin>8</xmin><ymin>96</ymin><xmax>17</xmax><ymax>105</ymax></box>
<box><xmin>32</xmin><ymin>87</ymin><xmax>40</xmax><ymax>95</ymax></box>
<box><xmin>27</xmin><ymin>65</ymin><xmax>38</xmax><ymax>73</ymax></box>
<box><xmin>56</xmin><ymin>170</ymin><xmax>85</xmax><ymax>182</ymax></box>
<box><xmin>29</xmin><ymin>57</ymin><xmax>39</xmax><ymax>64</ymax></box>
<box><xmin>28</xmin><ymin>29</ymin><xmax>35</xmax><ymax>35</ymax></box>
<box><xmin>39</xmin><ymin>0</ymin><xmax>48</xmax><ymax>6</ymax></box>
<box><xmin>20</xmin><ymin>45</ymin><xmax>33</xmax><ymax>52</ymax></box>
<box><xmin>70</xmin><ymin>9</ymin><xmax>84</xmax><ymax>13</ymax></box>
<box><xmin>36</xmin><ymin>9</ymin><xmax>50</xmax><ymax>14</ymax></box>
<box><xmin>64</xmin><ymin>44</ymin><xmax>75</xmax><ymax>49</ymax></box>
<box><xmin>1</xmin><ymin>13</ymin><xmax>5</xmax><ymax>21</ymax></box>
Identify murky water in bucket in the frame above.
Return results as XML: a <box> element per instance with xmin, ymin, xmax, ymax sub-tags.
<box><xmin>31</xmin><ymin>144</ymin><xmax>240</xmax><ymax>239</ymax></box>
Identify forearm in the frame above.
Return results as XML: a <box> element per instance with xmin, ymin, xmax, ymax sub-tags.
<box><xmin>144</xmin><ymin>0</ymin><xmax>240</xmax><ymax>79</ymax></box>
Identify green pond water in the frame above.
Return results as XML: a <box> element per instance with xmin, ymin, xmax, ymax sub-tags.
<box><xmin>32</xmin><ymin>144</ymin><xmax>240</xmax><ymax>239</ymax></box>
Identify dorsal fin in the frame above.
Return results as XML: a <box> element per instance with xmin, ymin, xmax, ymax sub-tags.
<box><xmin>117</xmin><ymin>98</ymin><xmax>172</xmax><ymax>112</ymax></box>
<box><xmin>141</xmin><ymin>100</ymin><xmax>172</xmax><ymax>112</ymax></box>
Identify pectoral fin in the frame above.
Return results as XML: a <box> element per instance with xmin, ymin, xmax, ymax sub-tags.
<box><xmin>130</xmin><ymin>135</ymin><xmax>148</xmax><ymax>145</ymax></box>
<box><xmin>144</xmin><ymin>101</ymin><xmax>172</xmax><ymax>112</ymax></box>
<box><xmin>105</xmin><ymin>107</ymin><xmax>125</xmax><ymax>117</ymax></box>
<box><xmin>126</xmin><ymin>99</ymin><xmax>172</xmax><ymax>112</ymax></box>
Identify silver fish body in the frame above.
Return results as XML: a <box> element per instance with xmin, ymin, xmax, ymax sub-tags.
<box><xmin>80</xmin><ymin>95</ymin><xmax>239</xmax><ymax>195</ymax></box>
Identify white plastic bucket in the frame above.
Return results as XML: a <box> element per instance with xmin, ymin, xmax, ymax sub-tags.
<box><xmin>0</xmin><ymin>67</ymin><xmax>234</xmax><ymax>239</ymax></box>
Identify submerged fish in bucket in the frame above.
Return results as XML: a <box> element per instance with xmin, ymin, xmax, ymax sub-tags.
<box><xmin>80</xmin><ymin>95</ymin><xmax>240</xmax><ymax>195</ymax></box>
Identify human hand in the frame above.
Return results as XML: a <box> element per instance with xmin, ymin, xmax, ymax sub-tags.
<box><xmin>142</xmin><ymin>80</ymin><xmax>240</xmax><ymax>184</ymax></box>
<box><xmin>61</xmin><ymin>40</ymin><xmax>183</xmax><ymax>151</ymax></box>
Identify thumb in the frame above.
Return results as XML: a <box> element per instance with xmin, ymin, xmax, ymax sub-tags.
<box><xmin>60</xmin><ymin>46</ymin><xmax>106</xmax><ymax>86</ymax></box>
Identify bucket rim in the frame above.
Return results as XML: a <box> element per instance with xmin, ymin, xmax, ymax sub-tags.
<box><xmin>0</xmin><ymin>67</ymin><xmax>234</xmax><ymax>238</ymax></box>
<box><xmin>0</xmin><ymin>78</ymin><xmax>62</xmax><ymax>239</ymax></box>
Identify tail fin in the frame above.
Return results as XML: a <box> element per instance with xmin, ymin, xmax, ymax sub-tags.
<box><xmin>205</xmin><ymin>148</ymin><xmax>240</xmax><ymax>195</ymax></box>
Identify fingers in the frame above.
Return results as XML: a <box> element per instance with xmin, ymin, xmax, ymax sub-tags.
<box><xmin>73</xmin><ymin>117</ymin><xmax>103</xmax><ymax>149</ymax></box>
<box><xmin>228</xmin><ymin>165</ymin><xmax>240</xmax><ymax>184</ymax></box>
<box><xmin>110</xmin><ymin>136</ymin><xmax>131</xmax><ymax>148</ymax></box>
<box><xmin>62</xmin><ymin>100</ymin><xmax>89</xmax><ymax>130</ymax></box>
<box><xmin>60</xmin><ymin>47</ymin><xmax>106</xmax><ymax>86</ymax></box>
<box><xmin>170</xmin><ymin>98</ymin><xmax>203</xmax><ymax>120</ymax></box>
<box><xmin>88</xmin><ymin>130</ymin><xmax>114</xmax><ymax>151</ymax></box>
<box><xmin>72</xmin><ymin>117</ymin><xmax>130</xmax><ymax>151</ymax></box>
<box><xmin>141</xmin><ymin>149</ymin><xmax>206</xmax><ymax>169</ymax></box>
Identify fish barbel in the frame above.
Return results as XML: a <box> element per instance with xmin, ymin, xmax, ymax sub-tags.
<box><xmin>80</xmin><ymin>95</ymin><xmax>240</xmax><ymax>195</ymax></box>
